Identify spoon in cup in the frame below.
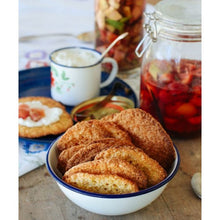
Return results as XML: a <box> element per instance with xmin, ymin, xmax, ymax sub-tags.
<box><xmin>99</xmin><ymin>32</ymin><xmax>128</xmax><ymax>60</ymax></box>
<box><xmin>74</xmin><ymin>33</ymin><xmax>129</xmax><ymax>120</ymax></box>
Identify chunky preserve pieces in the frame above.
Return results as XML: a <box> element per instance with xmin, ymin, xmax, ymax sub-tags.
<box><xmin>140</xmin><ymin>59</ymin><xmax>201</xmax><ymax>136</ymax></box>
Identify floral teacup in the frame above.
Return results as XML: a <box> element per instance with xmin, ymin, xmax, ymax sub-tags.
<box><xmin>50</xmin><ymin>47</ymin><xmax>118</xmax><ymax>106</ymax></box>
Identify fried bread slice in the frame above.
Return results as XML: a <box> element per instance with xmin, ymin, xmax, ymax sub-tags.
<box><xmin>56</xmin><ymin>120</ymin><xmax>132</xmax><ymax>151</ymax></box>
<box><xmin>64</xmin><ymin>172</ymin><xmax>139</xmax><ymax>194</ymax></box>
<box><xmin>19</xmin><ymin>96</ymin><xmax>73</xmax><ymax>138</ymax></box>
<box><xmin>102</xmin><ymin>108</ymin><xmax>175</xmax><ymax>171</ymax></box>
<box><xmin>64</xmin><ymin>138</ymin><xmax>135</xmax><ymax>172</ymax></box>
<box><xmin>95</xmin><ymin>145</ymin><xmax>167</xmax><ymax>187</ymax></box>
<box><xmin>63</xmin><ymin>159</ymin><xmax>147</xmax><ymax>189</ymax></box>
<box><xmin>58</xmin><ymin>138</ymin><xmax>134</xmax><ymax>173</ymax></box>
<box><xmin>57</xmin><ymin>144</ymin><xmax>86</xmax><ymax>173</ymax></box>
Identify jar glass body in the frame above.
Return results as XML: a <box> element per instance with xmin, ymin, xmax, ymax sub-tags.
<box><xmin>94</xmin><ymin>0</ymin><xmax>146</xmax><ymax>74</ymax></box>
<box><xmin>140</xmin><ymin>36</ymin><xmax>201</xmax><ymax>137</ymax></box>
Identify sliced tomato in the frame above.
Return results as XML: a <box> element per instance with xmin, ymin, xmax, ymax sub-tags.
<box><xmin>19</xmin><ymin>103</ymin><xmax>29</xmax><ymax>110</ymax></box>
<box><xmin>29</xmin><ymin>108</ymin><xmax>45</xmax><ymax>122</ymax></box>
<box><xmin>19</xmin><ymin>104</ymin><xmax>30</xmax><ymax>119</ymax></box>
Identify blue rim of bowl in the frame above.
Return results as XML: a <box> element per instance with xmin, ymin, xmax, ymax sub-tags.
<box><xmin>46</xmin><ymin>137</ymin><xmax>180</xmax><ymax>199</ymax></box>
<box><xmin>49</xmin><ymin>47</ymin><xmax>103</xmax><ymax>68</ymax></box>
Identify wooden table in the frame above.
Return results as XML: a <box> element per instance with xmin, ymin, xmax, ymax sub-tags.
<box><xmin>19</xmin><ymin>75</ymin><xmax>201</xmax><ymax>220</ymax></box>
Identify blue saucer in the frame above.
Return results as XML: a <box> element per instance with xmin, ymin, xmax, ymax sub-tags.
<box><xmin>19</xmin><ymin>67</ymin><xmax>138</xmax><ymax>145</ymax></box>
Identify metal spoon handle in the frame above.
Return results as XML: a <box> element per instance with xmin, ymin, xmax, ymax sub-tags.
<box><xmin>100</xmin><ymin>32</ymin><xmax>129</xmax><ymax>60</ymax></box>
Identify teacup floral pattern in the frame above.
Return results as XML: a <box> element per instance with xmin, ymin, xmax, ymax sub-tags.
<box><xmin>51</xmin><ymin>66</ymin><xmax>75</xmax><ymax>93</ymax></box>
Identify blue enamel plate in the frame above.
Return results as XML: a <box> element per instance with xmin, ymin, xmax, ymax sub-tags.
<box><xmin>19</xmin><ymin>67</ymin><xmax>138</xmax><ymax>145</ymax></box>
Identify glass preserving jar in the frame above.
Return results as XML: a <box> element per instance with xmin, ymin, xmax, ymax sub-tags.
<box><xmin>95</xmin><ymin>0</ymin><xmax>146</xmax><ymax>75</ymax></box>
<box><xmin>136</xmin><ymin>0</ymin><xmax>201</xmax><ymax>137</ymax></box>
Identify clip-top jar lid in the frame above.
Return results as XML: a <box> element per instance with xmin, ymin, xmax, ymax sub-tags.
<box><xmin>135</xmin><ymin>0</ymin><xmax>201</xmax><ymax>57</ymax></box>
<box><xmin>155</xmin><ymin>0</ymin><xmax>201</xmax><ymax>26</ymax></box>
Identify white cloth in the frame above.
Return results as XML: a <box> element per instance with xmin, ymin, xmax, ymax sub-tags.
<box><xmin>19</xmin><ymin>0</ymin><xmax>94</xmax><ymax>176</ymax></box>
<box><xmin>19</xmin><ymin>0</ymin><xmax>94</xmax><ymax>70</ymax></box>
<box><xmin>19</xmin><ymin>141</ymin><xmax>49</xmax><ymax>176</ymax></box>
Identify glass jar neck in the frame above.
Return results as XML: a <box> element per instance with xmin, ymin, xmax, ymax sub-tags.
<box><xmin>135</xmin><ymin>12</ymin><xmax>201</xmax><ymax>58</ymax></box>
<box><xmin>156</xmin><ymin>14</ymin><xmax>201</xmax><ymax>42</ymax></box>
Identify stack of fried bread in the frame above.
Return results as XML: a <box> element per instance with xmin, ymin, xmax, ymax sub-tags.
<box><xmin>57</xmin><ymin>108</ymin><xmax>176</xmax><ymax>194</ymax></box>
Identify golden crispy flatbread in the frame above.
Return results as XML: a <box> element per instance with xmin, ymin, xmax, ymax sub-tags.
<box><xmin>58</xmin><ymin>138</ymin><xmax>134</xmax><ymax>173</ymax></box>
<box><xmin>102</xmin><ymin>108</ymin><xmax>175</xmax><ymax>171</ymax></box>
<box><xmin>63</xmin><ymin>159</ymin><xmax>147</xmax><ymax>189</ymax></box>
<box><xmin>19</xmin><ymin>97</ymin><xmax>73</xmax><ymax>138</ymax></box>
<box><xmin>58</xmin><ymin>144</ymin><xmax>86</xmax><ymax>173</ymax></box>
<box><xmin>64</xmin><ymin>172</ymin><xmax>139</xmax><ymax>194</ymax></box>
<box><xmin>95</xmin><ymin>145</ymin><xmax>167</xmax><ymax>187</ymax></box>
<box><xmin>56</xmin><ymin>120</ymin><xmax>132</xmax><ymax>152</ymax></box>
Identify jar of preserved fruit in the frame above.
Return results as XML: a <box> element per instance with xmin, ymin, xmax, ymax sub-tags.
<box><xmin>136</xmin><ymin>0</ymin><xmax>201</xmax><ymax>137</ymax></box>
<box><xmin>95</xmin><ymin>0</ymin><xmax>146</xmax><ymax>76</ymax></box>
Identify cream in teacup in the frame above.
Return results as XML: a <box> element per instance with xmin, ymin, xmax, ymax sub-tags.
<box><xmin>51</xmin><ymin>48</ymin><xmax>99</xmax><ymax>67</ymax></box>
<box><xmin>50</xmin><ymin>47</ymin><xmax>118</xmax><ymax>106</ymax></box>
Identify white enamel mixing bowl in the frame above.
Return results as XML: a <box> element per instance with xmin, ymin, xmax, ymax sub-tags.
<box><xmin>46</xmin><ymin>138</ymin><xmax>180</xmax><ymax>216</ymax></box>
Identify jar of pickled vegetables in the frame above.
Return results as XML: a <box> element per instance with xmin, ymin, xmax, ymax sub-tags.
<box><xmin>136</xmin><ymin>0</ymin><xmax>201</xmax><ymax>137</ymax></box>
<box><xmin>95</xmin><ymin>0</ymin><xmax>146</xmax><ymax>75</ymax></box>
